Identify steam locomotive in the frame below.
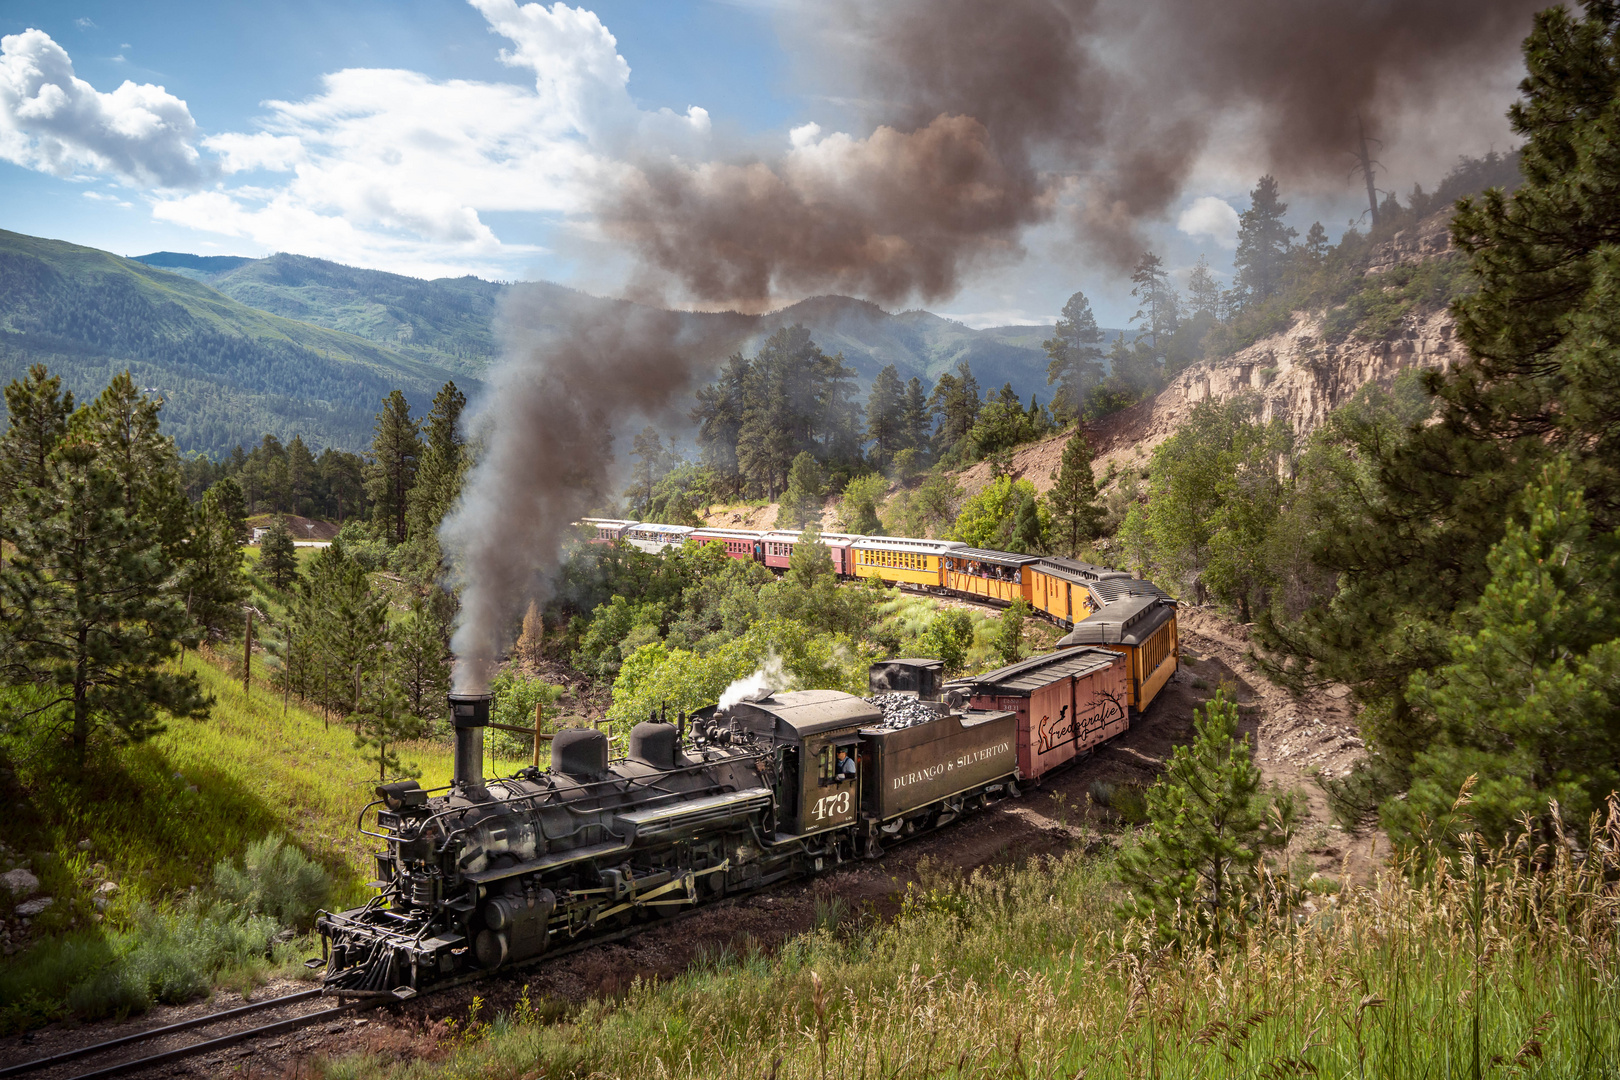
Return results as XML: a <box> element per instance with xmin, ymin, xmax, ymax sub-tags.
<box><xmin>316</xmin><ymin>660</ymin><xmax>1020</xmax><ymax>995</ymax></box>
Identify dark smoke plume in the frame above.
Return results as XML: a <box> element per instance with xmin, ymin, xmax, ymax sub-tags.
<box><xmin>444</xmin><ymin>0</ymin><xmax>1545</xmax><ymax>682</ymax></box>
<box><xmin>440</xmin><ymin>298</ymin><xmax>745</xmax><ymax>692</ymax></box>
<box><xmin>606</xmin><ymin>0</ymin><xmax>1546</xmax><ymax>304</ymax></box>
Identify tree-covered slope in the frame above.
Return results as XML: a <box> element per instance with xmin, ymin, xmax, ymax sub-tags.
<box><xmin>202</xmin><ymin>254</ymin><xmax>505</xmax><ymax>376</ymax></box>
<box><xmin>0</xmin><ymin>230</ymin><xmax>469</xmax><ymax>456</ymax></box>
<box><xmin>130</xmin><ymin>251</ymin><xmax>1083</xmax><ymax>402</ymax></box>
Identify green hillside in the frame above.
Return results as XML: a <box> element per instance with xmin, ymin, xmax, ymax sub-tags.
<box><xmin>131</xmin><ymin>251</ymin><xmax>1078</xmax><ymax>401</ymax></box>
<box><xmin>0</xmin><ymin>231</ymin><xmax>470</xmax><ymax>455</ymax></box>
<box><xmin>204</xmin><ymin>253</ymin><xmax>504</xmax><ymax>376</ymax></box>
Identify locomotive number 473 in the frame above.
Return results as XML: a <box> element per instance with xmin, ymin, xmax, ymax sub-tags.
<box><xmin>813</xmin><ymin>789</ymin><xmax>852</xmax><ymax>821</ymax></box>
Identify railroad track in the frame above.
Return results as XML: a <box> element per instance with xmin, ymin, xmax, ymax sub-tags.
<box><xmin>0</xmin><ymin>904</ymin><xmax>711</xmax><ymax>1080</ymax></box>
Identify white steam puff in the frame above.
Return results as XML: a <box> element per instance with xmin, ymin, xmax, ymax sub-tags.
<box><xmin>717</xmin><ymin>655</ymin><xmax>791</xmax><ymax>711</ymax></box>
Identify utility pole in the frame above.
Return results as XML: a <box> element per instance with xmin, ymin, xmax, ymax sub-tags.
<box><xmin>1357</xmin><ymin>115</ymin><xmax>1380</xmax><ymax>229</ymax></box>
<box><xmin>243</xmin><ymin>608</ymin><xmax>254</xmax><ymax>695</ymax></box>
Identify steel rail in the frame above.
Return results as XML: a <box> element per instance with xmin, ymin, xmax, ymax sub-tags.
<box><xmin>0</xmin><ymin>988</ymin><xmax>326</xmax><ymax>1079</ymax></box>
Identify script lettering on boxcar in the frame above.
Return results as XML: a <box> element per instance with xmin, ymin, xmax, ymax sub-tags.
<box><xmin>891</xmin><ymin>740</ymin><xmax>1012</xmax><ymax>789</ymax></box>
<box><xmin>1036</xmin><ymin>700</ymin><xmax>1125</xmax><ymax>755</ymax></box>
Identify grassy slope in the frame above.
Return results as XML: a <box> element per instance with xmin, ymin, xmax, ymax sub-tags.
<box><xmin>0</xmin><ymin>230</ymin><xmax>471</xmax><ymax>455</ymax></box>
<box><xmin>320</xmin><ymin>844</ymin><xmax>1620</xmax><ymax>1080</ymax></box>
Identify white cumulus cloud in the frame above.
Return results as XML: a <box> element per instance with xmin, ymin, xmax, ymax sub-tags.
<box><xmin>4</xmin><ymin>4</ymin><xmax>719</xmax><ymax>279</ymax></box>
<box><xmin>1176</xmin><ymin>195</ymin><xmax>1240</xmax><ymax>250</ymax></box>
<box><xmin>0</xmin><ymin>28</ymin><xmax>206</xmax><ymax>187</ymax></box>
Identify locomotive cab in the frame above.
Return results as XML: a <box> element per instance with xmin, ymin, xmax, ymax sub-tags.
<box><xmin>716</xmin><ymin>689</ymin><xmax>879</xmax><ymax>837</ymax></box>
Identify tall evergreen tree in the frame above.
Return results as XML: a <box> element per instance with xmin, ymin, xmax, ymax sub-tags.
<box><xmin>1186</xmin><ymin>256</ymin><xmax>1221</xmax><ymax>321</ymax></box>
<box><xmin>400</xmin><ymin>381</ymin><xmax>467</xmax><ymax>582</ymax></box>
<box><xmin>776</xmin><ymin>451</ymin><xmax>826</xmax><ymax>529</ymax></box>
<box><xmin>1047</xmin><ymin>433</ymin><xmax>1103</xmax><ymax>557</ymax></box>
<box><xmin>286</xmin><ymin>434</ymin><xmax>317</xmax><ymax>516</ymax></box>
<box><xmin>865</xmin><ymin>365</ymin><xmax>906</xmax><ymax>471</ymax></box>
<box><xmin>296</xmin><ymin>539</ymin><xmax>389</xmax><ymax>718</ymax></box>
<box><xmin>260</xmin><ymin>514</ymin><xmax>300</xmax><ymax>592</ymax></box>
<box><xmin>625</xmin><ymin>426</ymin><xmax>669</xmax><ymax>516</ymax></box>
<box><xmin>928</xmin><ymin>361</ymin><xmax>981</xmax><ymax>461</ymax></box>
<box><xmin>1044</xmin><ymin>291</ymin><xmax>1107</xmax><ymax>421</ymax></box>
<box><xmin>0</xmin><ymin>427</ymin><xmax>209</xmax><ymax>765</ymax></box>
<box><xmin>1394</xmin><ymin>458</ymin><xmax>1620</xmax><ymax>853</ymax></box>
<box><xmin>1119</xmin><ymin>691</ymin><xmax>1295</xmax><ymax>945</ymax></box>
<box><xmin>82</xmin><ymin>373</ymin><xmax>189</xmax><ymax>557</ymax></box>
<box><xmin>1129</xmin><ymin>251</ymin><xmax>1178</xmax><ymax>354</ymax></box>
<box><xmin>0</xmin><ymin>364</ymin><xmax>73</xmax><ymax>501</ymax></box>
<box><xmin>1233</xmin><ymin>175</ymin><xmax>1297</xmax><ymax>304</ymax></box>
<box><xmin>364</xmin><ymin>390</ymin><xmax>421</xmax><ymax>545</ymax></box>
<box><xmin>1257</xmin><ymin>2</ymin><xmax>1620</xmax><ymax>804</ymax></box>
<box><xmin>901</xmin><ymin>376</ymin><xmax>932</xmax><ymax>454</ymax></box>
<box><xmin>392</xmin><ymin>595</ymin><xmax>451</xmax><ymax>733</ymax></box>
<box><xmin>180</xmin><ymin>478</ymin><xmax>250</xmax><ymax>639</ymax></box>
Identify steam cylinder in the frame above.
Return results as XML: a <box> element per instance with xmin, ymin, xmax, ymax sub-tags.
<box><xmin>448</xmin><ymin>692</ymin><xmax>492</xmax><ymax>793</ymax></box>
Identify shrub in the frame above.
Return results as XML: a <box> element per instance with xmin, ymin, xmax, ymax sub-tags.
<box><xmin>213</xmin><ymin>835</ymin><xmax>332</xmax><ymax>930</ymax></box>
<box><xmin>65</xmin><ymin>901</ymin><xmax>279</xmax><ymax>1019</ymax></box>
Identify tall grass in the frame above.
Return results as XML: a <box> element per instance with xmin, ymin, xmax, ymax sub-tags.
<box><xmin>321</xmin><ymin>809</ymin><xmax>1620</xmax><ymax>1080</ymax></box>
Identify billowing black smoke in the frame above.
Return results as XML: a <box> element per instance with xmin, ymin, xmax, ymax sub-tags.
<box><xmin>442</xmin><ymin>0</ymin><xmax>1545</xmax><ymax>683</ymax></box>
<box><xmin>440</xmin><ymin>300</ymin><xmax>746</xmax><ymax>692</ymax></box>
<box><xmin>606</xmin><ymin>0</ymin><xmax>1546</xmax><ymax>300</ymax></box>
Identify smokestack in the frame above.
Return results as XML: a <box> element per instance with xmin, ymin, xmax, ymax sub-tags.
<box><xmin>448</xmin><ymin>692</ymin><xmax>491</xmax><ymax>796</ymax></box>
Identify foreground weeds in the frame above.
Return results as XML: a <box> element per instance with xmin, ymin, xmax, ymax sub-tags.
<box><xmin>322</xmin><ymin>808</ymin><xmax>1620</xmax><ymax>1080</ymax></box>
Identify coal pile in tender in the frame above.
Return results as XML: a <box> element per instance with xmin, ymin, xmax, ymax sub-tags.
<box><xmin>865</xmin><ymin>694</ymin><xmax>943</xmax><ymax>730</ymax></box>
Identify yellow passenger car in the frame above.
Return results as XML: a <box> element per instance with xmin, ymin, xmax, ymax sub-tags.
<box><xmin>851</xmin><ymin>538</ymin><xmax>963</xmax><ymax>588</ymax></box>
<box><xmin>1056</xmin><ymin>595</ymin><xmax>1179</xmax><ymax>714</ymax></box>
<box><xmin>942</xmin><ymin>549</ymin><xmax>1037</xmax><ymax>606</ymax></box>
<box><xmin>1028</xmin><ymin>557</ymin><xmax>1133</xmax><ymax>627</ymax></box>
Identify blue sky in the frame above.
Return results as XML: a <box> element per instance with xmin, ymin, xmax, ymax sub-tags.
<box><xmin>0</xmin><ymin>1</ymin><xmax>1526</xmax><ymax>328</ymax></box>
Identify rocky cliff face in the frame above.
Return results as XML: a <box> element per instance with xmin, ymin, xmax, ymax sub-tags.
<box><xmin>958</xmin><ymin>210</ymin><xmax>1470</xmax><ymax>497</ymax></box>
<box><xmin>1086</xmin><ymin>303</ymin><xmax>1462</xmax><ymax>477</ymax></box>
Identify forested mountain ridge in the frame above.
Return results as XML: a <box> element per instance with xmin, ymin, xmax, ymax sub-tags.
<box><xmin>131</xmin><ymin>250</ymin><xmax>1089</xmax><ymax>400</ymax></box>
<box><xmin>0</xmin><ymin>230</ymin><xmax>470</xmax><ymax>456</ymax></box>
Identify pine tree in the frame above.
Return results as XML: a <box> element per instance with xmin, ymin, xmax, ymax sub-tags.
<box><xmin>1186</xmin><ymin>257</ymin><xmax>1222</xmax><ymax>321</ymax></box>
<box><xmin>286</xmin><ymin>434</ymin><xmax>317</xmax><ymax>516</ymax></box>
<box><xmin>901</xmin><ymin>376</ymin><xmax>932</xmax><ymax>455</ymax></box>
<box><xmin>1044</xmin><ymin>291</ymin><xmax>1107</xmax><ymax>421</ymax></box>
<box><xmin>625</xmin><ymin>426</ymin><xmax>668</xmax><ymax>517</ymax></box>
<box><xmin>1393</xmin><ymin>458</ymin><xmax>1620</xmax><ymax>853</ymax></box>
<box><xmin>1233</xmin><ymin>175</ymin><xmax>1298</xmax><ymax>303</ymax></box>
<box><xmin>364</xmin><ymin>390</ymin><xmax>421</xmax><ymax>545</ymax></box>
<box><xmin>1047</xmin><ymin>433</ymin><xmax>1103</xmax><ymax>557</ymax></box>
<box><xmin>81</xmin><ymin>372</ymin><xmax>189</xmax><ymax>557</ymax></box>
<box><xmin>180</xmin><ymin>478</ymin><xmax>250</xmax><ymax>639</ymax></box>
<box><xmin>866</xmin><ymin>365</ymin><xmax>906</xmax><ymax>471</ymax></box>
<box><xmin>1129</xmin><ymin>251</ymin><xmax>1178</xmax><ymax>356</ymax></box>
<box><xmin>0</xmin><ymin>435</ymin><xmax>209</xmax><ymax>766</ymax></box>
<box><xmin>393</xmin><ymin>595</ymin><xmax>451</xmax><ymax>732</ymax></box>
<box><xmin>400</xmin><ymin>381</ymin><xmax>467</xmax><ymax>582</ymax></box>
<box><xmin>927</xmin><ymin>361</ymin><xmax>981</xmax><ymax>461</ymax></box>
<box><xmin>260</xmin><ymin>514</ymin><xmax>300</xmax><ymax>592</ymax></box>
<box><xmin>297</xmin><ymin>539</ymin><xmax>389</xmax><ymax>718</ymax></box>
<box><xmin>0</xmin><ymin>364</ymin><xmax>73</xmax><ymax>501</ymax></box>
<box><xmin>776</xmin><ymin>451</ymin><xmax>825</xmax><ymax>529</ymax></box>
<box><xmin>1118</xmin><ymin>691</ymin><xmax>1295</xmax><ymax>945</ymax></box>
<box><xmin>1256</xmin><ymin>3</ymin><xmax>1620</xmax><ymax>795</ymax></box>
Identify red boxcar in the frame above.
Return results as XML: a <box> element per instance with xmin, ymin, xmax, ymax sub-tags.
<box><xmin>950</xmin><ymin>647</ymin><xmax>1130</xmax><ymax>782</ymax></box>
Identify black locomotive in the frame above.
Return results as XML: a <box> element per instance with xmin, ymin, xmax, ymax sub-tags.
<box><xmin>316</xmin><ymin>660</ymin><xmax>1019</xmax><ymax>995</ymax></box>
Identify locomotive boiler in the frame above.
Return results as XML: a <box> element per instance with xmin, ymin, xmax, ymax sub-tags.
<box><xmin>316</xmin><ymin>664</ymin><xmax>1018</xmax><ymax>995</ymax></box>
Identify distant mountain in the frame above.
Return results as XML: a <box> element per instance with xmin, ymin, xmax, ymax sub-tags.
<box><xmin>133</xmin><ymin>251</ymin><xmax>1116</xmax><ymax>404</ymax></box>
<box><xmin>2</xmin><ymin>230</ymin><xmax>470</xmax><ymax>456</ymax></box>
